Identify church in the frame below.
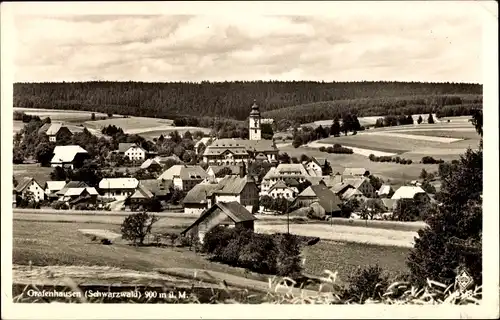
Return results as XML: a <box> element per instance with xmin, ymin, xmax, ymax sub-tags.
<box><xmin>202</xmin><ymin>101</ymin><xmax>279</xmax><ymax>165</ymax></box>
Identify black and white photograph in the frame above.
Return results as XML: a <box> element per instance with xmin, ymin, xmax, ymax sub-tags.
<box><xmin>1</xmin><ymin>1</ymin><xmax>498</xmax><ymax>319</ymax></box>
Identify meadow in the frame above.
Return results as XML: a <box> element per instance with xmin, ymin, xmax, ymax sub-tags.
<box><xmin>13</xmin><ymin>218</ymin><xmax>412</xmax><ymax>284</ymax></box>
<box><xmin>14</xmin><ymin>108</ymin><xmax>110</xmax><ymax>122</ymax></box>
<box><xmin>13</xmin><ymin>164</ymin><xmax>53</xmax><ymax>187</ymax></box>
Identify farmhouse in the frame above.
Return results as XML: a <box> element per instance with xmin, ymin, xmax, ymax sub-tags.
<box><xmin>377</xmin><ymin>184</ymin><xmax>395</xmax><ymax>198</ymax></box>
<box><xmin>391</xmin><ymin>186</ymin><xmax>429</xmax><ymax>202</ymax></box>
<box><xmin>57</xmin><ymin>186</ymin><xmax>99</xmax><ymax>205</ymax></box>
<box><xmin>138</xmin><ymin>179</ymin><xmax>172</xmax><ymax>200</ymax></box>
<box><xmin>343</xmin><ymin>167</ymin><xmax>370</xmax><ymax>177</ymax></box>
<box><xmin>51</xmin><ymin>145</ymin><xmax>90</xmax><ymax>169</ymax></box>
<box><xmin>202</xmin><ymin>102</ymin><xmax>279</xmax><ymax>165</ymax></box>
<box><xmin>14</xmin><ymin>177</ymin><xmax>45</xmax><ymax>202</ymax></box>
<box><xmin>129</xmin><ymin>184</ymin><xmax>155</xmax><ymax>205</ymax></box>
<box><xmin>305</xmin><ymin>157</ymin><xmax>331</xmax><ymax>176</ymax></box>
<box><xmin>212</xmin><ymin>175</ymin><xmax>260</xmax><ymax>213</ymax></box>
<box><xmin>261</xmin><ymin>163</ymin><xmax>312</xmax><ymax>195</ymax></box>
<box><xmin>99</xmin><ymin>177</ymin><xmax>139</xmax><ymax>201</ymax></box>
<box><xmin>118</xmin><ymin>143</ymin><xmax>148</xmax><ymax>162</ymax></box>
<box><xmin>341</xmin><ymin>188</ymin><xmax>367</xmax><ymax>201</ymax></box>
<box><xmin>343</xmin><ymin>177</ymin><xmax>377</xmax><ymax>198</ymax></box>
<box><xmin>267</xmin><ymin>180</ymin><xmax>299</xmax><ymax>200</ymax></box>
<box><xmin>293</xmin><ymin>184</ymin><xmax>342</xmax><ymax>217</ymax></box>
<box><xmin>157</xmin><ymin>165</ymin><xmax>207</xmax><ymax>192</ymax></box>
<box><xmin>182</xmin><ymin>183</ymin><xmax>220</xmax><ymax>214</ymax></box>
<box><xmin>330</xmin><ymin>182</ymin><xmax>355</xmax><ymax>197</ymax></box>
<box><xmin>38</xmin><ymin>122</ymin><xmax>73</xmax><ymax>142</ymax></box>
<box><xmin>181</xmin><ymin>201</ymin><xmax>256</xmax><ymax>243</ymax></box>
<box><xmin>44</xmin><ymin>181</ymin><xmax>67</xmax><ymax>200</ymax></box>
<box><xmin>56</xmin><ymin>181</ymin><xmax>89</xmax><ymax>197</ymax></box>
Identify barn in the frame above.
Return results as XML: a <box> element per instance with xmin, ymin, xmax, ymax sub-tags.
<box><xmin>180</xmin><ymin>201</ymin><xmax>256</xmax><ymax>243</ymax></box>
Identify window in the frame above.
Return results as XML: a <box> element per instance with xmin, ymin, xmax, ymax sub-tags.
<box><xmin>254</xmin><ymin>129</ymin><xmax>257</xmax><ymax>134</ymax></box>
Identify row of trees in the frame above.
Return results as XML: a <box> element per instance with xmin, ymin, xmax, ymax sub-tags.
<box><xmin>14</xmin><ymin>81</ymin><xmax>481</xmax><ymax>121</ymax></box>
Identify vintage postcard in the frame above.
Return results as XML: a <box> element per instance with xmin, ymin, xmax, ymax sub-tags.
<box><xmin>1</xmin><ymin>1</ymin><xmax>498</xmax><ymax>319</ymax></box>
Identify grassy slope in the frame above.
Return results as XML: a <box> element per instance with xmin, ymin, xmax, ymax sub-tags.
<box><xmin>13</xmin><ymin>219</ymin><xmax>410</xmax><ymax>284</ymax></box>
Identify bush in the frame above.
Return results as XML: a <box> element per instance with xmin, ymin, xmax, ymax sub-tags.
<box><xmin>369</xmin><ymin>155</ymin><xmax>412</xmax><ymax>164</ymax></box>
<box><xmin>51</xmin><ymin>200</ymin><xmax>69</xmax><ymax>210</ymax></box>
<box><xmin>318</xmin><ymin>146</ymin><xmax>326</xmax><ymax>152</ymax></box>
<box><xmin>120</xmin><ymin>212</ymin><xmax>159</xmax><ymax>245</ymax></box>
<box><xmin>274</xmin><ymin>233</ymin><xmax>303</xmax><ymax>278</ymax></box>
<box><xmin>344</xmin><ymin>264</ymin><xmax>389</xmax><ymax>303</ymax></box>
<box><xmin>421</xmin><ymin>156</ymin><xmax>444</xmax><ymax>164</ymax></box>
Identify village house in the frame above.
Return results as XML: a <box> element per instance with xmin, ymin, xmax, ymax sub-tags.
<box><xmin>341</xmin><ymin>188</ymin><xmax>367</xmax><ymax>201</ymax></box>
<box><xmin>181</xmin><ymin>201</ymin><xmax>256</xmax><ymax>243</ymax></box>
<box><xmin>99</xmin><ymin>177</ymin><xmax>139</xmax><ymax>201</ymax></box>
<box><xmin>293</xmin><ymin>184</ymin><xmax>342</xmax><ymax>217</ymax></box>
<box><xmin>342</xmin><ymin>177</ymin><xmax>377</xmax><ymax>198</ymax></box>
<box><xmin>117</xmin><ymin>143</ymin><xmax>149</xmax><ymax>162</ymax></box>
<box><xmin>182</xmin><ymin>183</ymin><xmax>221</xmax><ymax>214</ymax></box>
<box><xmin>305</xmin><ymin>157</ymin><xmax>331</xmax><ymax>176</ymax></box>
<box><xmin>129</xmin><ymin>184</ymin><xmax>155</xmax><ymax>206</ymax></box>
<box><xmin>377</xmin><ymin>184</ymin><xmax>395</xmax><ymax>198</ymax></box>
<box><xmin>44</xmin><ymin>181</ymin><xmax>67</xmax><ymax>201</ymax></box>
<box><xmin>50</xmin><ymin>145</ymin><xmax>90</xmax><ymax>169</ymax></box>
<box><xmin>212</xmin><ymin>175</ymin><xmax>260</xmax><ymax>213</ymax></box>
<box><xmin>202</xmin><ymin>101</ymin><xmax>279</xmax><ymax>165</ymax></box>
<box><xmin>391</xmin><ymin>186</ymin><xmax>430</xmax><ymax>202</ymax></box>
<box><xmin>140</xmin><ymin>155</ymin><xmax>183</xmax><ymax>170</ymax></box>
<box><xmin>343</xmin><ymin>167</ymin><xmax>370</xmax><ymax>177</ymax></box>
<box><xmin>38</xmin><ymin>122</ymin><xmax>73</xmax><ymax>142</ymax></box>
<box><xmin>58</xmin><ymin>186</ymin><xmax>99</xmax><ymax>207</ymax></box>
<box><xmin>267</xmin><ymin>180</ymin><xmax>298</xmax><ymax>201</ymax></box>
<box><xmin>157</xmin><ymin>165</ymin><xmax>208</xmax><ymax>192</ymax></box>
<box><xmin>330</xmin><ymin>181</ymin><xmax>355</xmax><ymax>197</ymax></box>
<box><xmin>138</xmin><ymin>179</ymin><xmax>172</xmax><ymax>201</ymax></box>
<box><xmin>14</xmin><ymin>177</ymin><xmax>45</xmax><ymax>202</ymax></box>
<box><xmin>261</xmin><ymin>163</ymin><xmax>312</xmax><ymax>195</ymax></box>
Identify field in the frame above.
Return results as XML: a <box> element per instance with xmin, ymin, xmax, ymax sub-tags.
<box><xmin>14</xmin><ymin>108</ymin><xmax>110</xmax><ymax>122</ymax></box>
<box><xmin>13</xmin><ymin>164</ymin><xmax>53</xmax><ymax>187</ymax></box>
<box><xmin>13</xmin><ymin>217</ymin><xmax>412</xmax><ymax>284</ymax></box>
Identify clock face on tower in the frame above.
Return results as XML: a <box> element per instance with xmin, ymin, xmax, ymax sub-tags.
<box><xmin>254</xmin><ymin>120</ymin><xmax>258</xmax><ymax>127</ymax></box>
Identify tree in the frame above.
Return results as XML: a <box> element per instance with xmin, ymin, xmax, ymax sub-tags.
<box><xmin>168</xmin><ymin>186</ymin><xmax>186</xmax><ymax>205</ymax></box>
<box><xmin>50</xmin><ymin>166</ymin><xmax>71</xmax><ymax>181</ymax></box>
<box><xmin>407</xmin><ymin>145</ymin><xmax>482</xmax><ymax>286</ymax></box>
<box><xmin>330</xmin><ymin>117</ymin><xmax>341</xmax><ymax>136</ymax></box>
<box><xmin>91</xmin><ymin>113</ymin><xmax>96</xmax><ymax>121</ymax></box>
<box><xmin>368</xmin><ymin>175</ymin><xmax>383</xmax><ymax>192</ymax></box>
<box><xmin>292</xmin><ymin>134</ymin><xmax>303</xmax><ymax>148</ymax></box>
<box><xmin>183</xmin><ymin>131</ymin><xmax>193</xmax><ymax>140</ymax></box>
<box><xmin>120</xmin><ymin>212</ymin><xmax>159</xmax><ymax>245</ymax></box>
<box><xmin>340</xmin><ymin>198</ymin><xmax>360</xmax><ymax>218</ymax></box>
<box><xmin>261</xmin><ymin>123</ymin><xmax>274</xmax><ymax>140</ymax></box>
<box><xmin>35</xmin><ymin>142</ymin><xmax>55</xmax><ymax>167</ymax></box>
<box><xmin>215</xmin><ymin>167</ymin><xmax>234</xmax><ymax>178</ymax></box>
<box><xmin>417</xmin><ymin>115</ymin><xmax>423</xmax><ymax>124</ymax></box>
<box><xmin>427</xmin><ymin>113</ymin><xmax>435</xmax><ymax>124</ymax></box>
<box><xmin>421</xmin><ymin>180</ymin><xmax>436</xmax><ymax>194</ymax></box>
<box><xmin>13</xmin><ymin>176</ymin><xmax>18</xmax><ymax>187</ymax></box>
<box><xmin>419</xmin><ymin>168</ymin><xmax>428</xmax><ymax>180</ymax></box>
<box><xmin>469</xmin><ymin>109</ymin><xmax>483</xmax><ymax>137</ymax></box>
<box><xmin>42</xmin><ymin>117</ymin><xmax>51</xmax><ymax>124</ymax></box>
<box><xmin>359</xmin><ymin>199</ymin><xmax>385</xmax><ymax>222</ymax></box>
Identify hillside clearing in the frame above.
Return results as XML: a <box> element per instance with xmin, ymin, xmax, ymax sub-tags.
<box><xmin>364</xmin><ymin>131</ymin><xmax>463</xmax><ymax>143</ymax></box>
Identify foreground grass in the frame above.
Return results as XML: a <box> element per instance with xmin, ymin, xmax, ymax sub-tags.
<box><xmin>13</xmin><ymin>220</ymin><xmax>411</xmax><ymax>284</ymax></box>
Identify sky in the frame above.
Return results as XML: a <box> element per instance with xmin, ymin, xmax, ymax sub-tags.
<box><xmin>8</xmin><ymin>1</ymin><xmax>490</xmax><ymax>83</ymax></box>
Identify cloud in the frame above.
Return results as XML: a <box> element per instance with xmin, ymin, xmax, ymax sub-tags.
<box><xmin>10</xmin><ymin>3</ymin><xmax>484</xmax><ymax>83</ymax></box>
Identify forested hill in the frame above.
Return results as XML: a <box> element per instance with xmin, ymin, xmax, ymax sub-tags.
<box><xmin>13</xmin><ymin>81</ymin><xmax>482</xmax><ymax>121</ymax></box>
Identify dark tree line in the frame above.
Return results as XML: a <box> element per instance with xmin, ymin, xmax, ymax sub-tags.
<box><xmin>14</xmin><ymin>81</ymin><xmax>481</xmax><ymax>123</ymax></box>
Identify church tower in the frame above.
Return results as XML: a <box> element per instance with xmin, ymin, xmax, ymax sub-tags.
<box><xmin>249</xmin><ymin>100</ymin><xmax>261</xmax><ymax>141</ymax></box>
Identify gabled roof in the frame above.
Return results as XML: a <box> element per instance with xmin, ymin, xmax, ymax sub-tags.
<box><xmin>51</xmin><ymin>145</ymin><xmax>88</xmax><ymax>164</ymax></box>
<box><xmin>321</xmin><ymin>175</ymin><xmax>342</xmax><ymax>188</ymax></box>
<box><xmin>342</xmin><ymin>188</ymin><xmax>364</xmax><ymax>200</ymax></box>
<box><xmin>306</xmin><ymin>176</ymin><xmax>324</xmax><ymax>185</ymax></box>
<box><xmin>213</xmin><ymin>175</ymin><xmax>251</xmax><ymax>195</ymax></box>
<box><xmin>139</xmin><ymin>179</ymin><xmax>172</xmax><ymax>196</ymax></box>
<box><xmin>343</xmin><ymin>168</ymin><xmax>369</xmax><ymax>176</ymax></box>
<box><xmin>38</xmin><ymin>123</ymin><xmax>67</xmax><ymax>136</ymax></box>
<box><xmin>56</xmin><ymin>181</ymin><xmax>90</xmax><ymax>195</ymax></box>
<box><xmin>119</xmin><ymin>143</ymin><xmax>146</xmax><ymax>153</ymax></box>
<box><xmin>263</xmin><ymin>163</ymin><xmax>310</xmax><ymax>180</ymax></box>
<box><xmin>255</xmin><ymin>153</ymin><xmax>268</xmax><ymax>160</ymax></box>
<box><xmin>181</xmin><ymin>201</ymin><xmax>256</xmax><ymax>235</ymax></box>
<box><xmin>130</xmin><ymin>184</ymin><xmax>154</xmax><ymax>199</ymax></box>
<box><xmin>140</xmin><ymin>158</ymin><xmax>161</xmax><ymax>169</ymax></box>
<box><xmin>62</xmin><ymin>187</ymin><xmax>98</xmax><ymax>197</ymax></box>
<box><xmin>15</xmin><ymin>177</ymin><xmax>42</xmax><ymax>193</ymax></box>
<box><xmin>310</xmin><ymin>157</ymin><xmax>327</xmax><ymax>167</ymax></box>
<box><xmin>157</xmin><ymin>165</ymin><xmax>208</xmax><ymax>181</ymax></box>
<box><xmin>203</xmin><ymin>146</ymin><xmax>249</xmax><ymax>156</ymax></box>
<box><xmin>343</xmin><ymin>177</ymin><xmax>369</xmax><ymax>189</ymax></box>
<box><xmin>283</xmin><ymin>178</ymin><xmax>300</xmax><ymax>186</ymax></box>
<box><xmin>204</xmin><ymin>138</ymin><xmax>278</xmax><ymax>154</ymax></box>
<box><xmin>268</xmin><ymin>180</ymin><xmax>289</xmax><ymax>192</ymax></box>
<box><xmin>297</xmin><ymin>184</ymin><xmax>341</xmax><ymax>212</ymax></box>
<box><xmin>330</xmin><ymin>182</ymin><xmax>354</xmax><ymax>194</ymax></box>
<box><xmin>99</xmin><ymin>178</ymin><xmax>139</xmax><ymax>190</ymax></box>
<box><xmin>391</xmin><ymin>186</ymin><xmax>427</xmax><ymax>200</ymax></box>
<box><xmin>45</xmin><ymin>181</ymin><xmax>67</xmax><ymax>192</ymax></box>
<box><xmin>195</xmin><ymin>137</ymin><xmax>211</xmax><ymax>148</ymax></box>
<box><xmin>381</xmin><ymin>198</ymin><xmax>396</xmax><ymax>210</ymax></box>
<box><xmin>182</xmin><ymin>183</ymin><xmax>221</xmax><ymax>204</ymax></box>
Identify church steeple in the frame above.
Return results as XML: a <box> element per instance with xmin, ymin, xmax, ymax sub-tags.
<box><xmin>249</xmin><ymin>99</ymin><xmax>261</xmax><ymax>141</ymax></box>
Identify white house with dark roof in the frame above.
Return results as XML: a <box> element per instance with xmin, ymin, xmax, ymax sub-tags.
<box><xmin>117</xmin><ymin>143</ymin><xmax>147</xmax><ymax>161</ymax></box>
<box><xmin>306</xmin><ymin>157</ymin><xmax>331</xmax><ymax>176</ymax></box>
<box><xmin>50</xmin><ymin>145</ymin><xmax>90</xmax><ymax>169</ymax></box>
<box><xmin>377</xmin><ymin>184</ymin><xmax>395</xmax><ymax>198</ymax></box>
<box><xmin>182</xmin><ymin>183</ymin><xmax>221</xmax><ymax>214</ymax></box>
<box><xmin>14</xmin><ymin>177</ymin><xmax>45</xmax><ymax>202</ymax></box>
<box><xmin>267</xmin><ymin>180</ymin><xmax>298</xmax><ymax>200</ymax></box>
<box><xmin>391</xmin><ymin>186</ymin><xmax>429</xmax><ymax>201</ymax></box>
<box><xmin>260</xmin><ymin>163</ymin><xmax>312</xmax><ymax>195</ymax></box>
<box><xmin>181</xmin><ymin>201</ymin><xmax>256</xmax><ymax>243</ymax></box>
<box><xmin>38</xmin><ymin>122</ymin><xmax>73</xmax><ymax>142</ymax></box>
<box><xmin>157</xmin><ymin>165</ymin><xmax>208</xmax><ymax>192</ymax></box>
<box><xmin>212</xmin><ymin>175</ymin><xmax>259</xmax><ymax>213</ymax></box>
<box><xmin>99</xmin><ymin>177</ymin><xmax>139</xmax><ymax>201</ymax></box>
<box><xmin>342</xmin><ymin>177</ymin><xmax>377</xmax><ymax>198</ymax></box>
